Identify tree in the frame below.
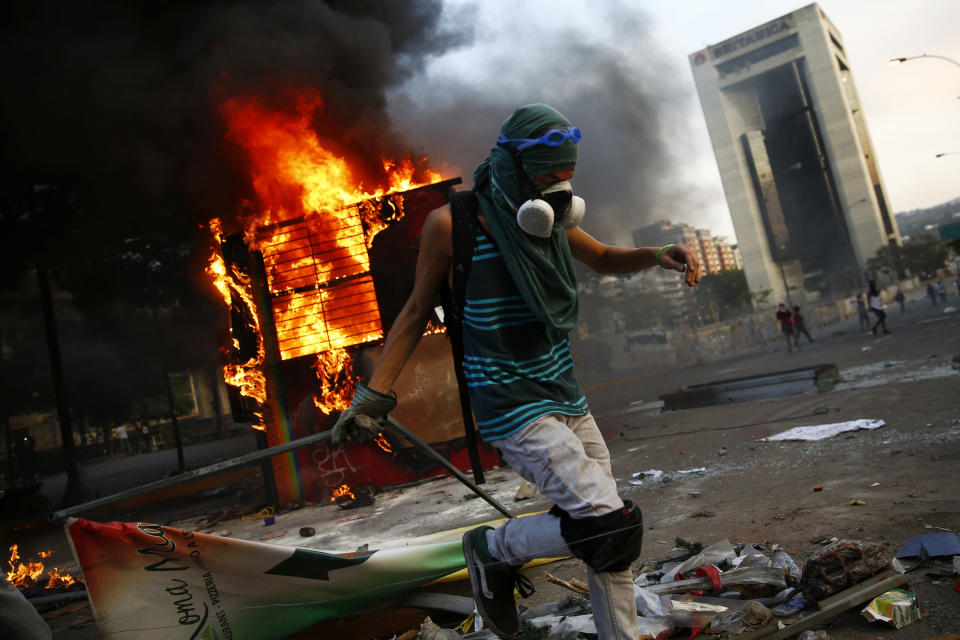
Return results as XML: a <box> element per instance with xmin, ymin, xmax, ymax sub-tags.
<box><xmin>0</xmin><ymin>171</ymin><xmax>221</xmax><ymax>501</ymax></box>
<box><xmin>868</xmin><ymin>235</ymin><xmax>948</xmax><ymax>282</ymax></box>
<box><xmin>0</xmin><ymin>178</ymin><xmax>94</xmax><ymax>504</ymax></box>
<box><xmin>694</xmin><ymin>270</ymin><xmax>753</xmax><ymax>321</ymax></box>
<box><xmin>619</xmin><ymin>291</ymin><xmax>675</xmax><ymax>331</ymax></box>
<box><xmin>825</xmin><ymin>264</ymin><xmax>864</xmax><ymax>297</ymax></box>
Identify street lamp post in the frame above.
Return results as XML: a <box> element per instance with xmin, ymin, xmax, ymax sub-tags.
<box><xmin>888</xmin><ymin>54</ymin><xmax>960</xmax><ymax>71</ymax></box>
<box><xmin>890</xmin><ymin>54</ymin><xmax>960</xmax><ymax>101</ymax></box>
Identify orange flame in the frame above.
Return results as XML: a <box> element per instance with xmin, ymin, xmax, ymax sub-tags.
<box><xmin>222</xmin><ymin>92</ymin><xmax>441</xmax><ymax>234</ymax></box>
<box><xmin>6</xmin><ymin>545</ymin><xmax>79</xmax><ymax>590</ymax></box>
<box><xmin>312</xmin><ymin>348</ymin><xmax>357</xmax><ymax>414</ymax></box>
<box><xmin>46</xmin><ymin>567</ymin><xmax>78</xmax><ymax>589</ymax></box>
<box><xmin>210</xmin><ymin>89</ymin><xmax>445</xmax><ymax>434</ymax></box>
<box><xmin>331</xmin><ymin>483</ymin><xmax>356</xmax><ymax>502</ymax></box>
<box><xmin>206</xmin><ymin>218</ymin><xmax>267</xmax><ymax>429</ymax></box>
<box><xmin>373</xmin><ymin>433</ymin><xmax>393</xmax><ymax>454</ymax></box>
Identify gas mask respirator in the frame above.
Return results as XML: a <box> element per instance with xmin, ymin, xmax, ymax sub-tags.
<box><xmin>515</xmin><ymin>180</ymin><xmax>586</xmax><ymax>238</ymax></box>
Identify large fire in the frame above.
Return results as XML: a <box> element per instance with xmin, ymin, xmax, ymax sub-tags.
<box><xmin>6</xmin><ymin>545</ymin><xmax>79</xmax><ymax>590</ymax></box>
<box><xmin>207</xmin><ymin>218</ymin><xmax>268</xmax><ymax>423</ymax></box>
<box><xmin>209</xmin><ymin>90</ymin><xmax>444</xmax><ymax>420</ymax></box>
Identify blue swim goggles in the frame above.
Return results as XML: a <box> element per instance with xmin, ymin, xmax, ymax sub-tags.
<box><xmin>497</xmin><ymin>127</ymin><xmax>581</xmax><ymax>151</ymax></box>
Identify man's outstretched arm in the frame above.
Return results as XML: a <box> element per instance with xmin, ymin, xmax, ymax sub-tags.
<box><xmin>566</xmin><ymin>226</ymin><xmax>701</xmax><ymax>286</ymax></box>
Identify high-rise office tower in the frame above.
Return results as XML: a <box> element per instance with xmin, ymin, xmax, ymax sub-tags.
<box><xmin>689</xmin><ymin>3</ymin><xmax>900</xmax><ymax>303</ymax></box>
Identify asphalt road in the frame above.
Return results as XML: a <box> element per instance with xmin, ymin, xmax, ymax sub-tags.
<box><xmin>36</xmin><ymin>432</ymin><xmax>260</xmax><ymax>510</ymax></box>
<box><xmin>584</xmin><ymin>295</ymin><xmax>958</xmax><ymax>415</ymax></box>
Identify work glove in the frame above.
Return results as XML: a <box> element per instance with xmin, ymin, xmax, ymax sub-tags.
<box><xmin>331</xmin><ymin>382</ymin><xmax>397</xmax><ymax>445</ymax></box>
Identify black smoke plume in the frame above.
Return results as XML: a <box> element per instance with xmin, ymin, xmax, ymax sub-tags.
<box><xmin>0</xmin><ymin>0</ymin><xmax>471</xmax><ymax>232</ymax></box>
<box><xmin>389</xmin><ymin>2</ymin><xmax>696</xmax><ymax>244</ymax></box>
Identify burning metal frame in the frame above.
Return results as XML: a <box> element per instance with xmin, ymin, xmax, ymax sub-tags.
<box><xmin>212</xmin><ymin>178</ymin><xmax>501</xmax><ymax>506</ymax></box>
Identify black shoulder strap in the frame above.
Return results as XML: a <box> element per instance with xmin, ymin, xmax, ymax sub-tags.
<box><xmin>449</xmin><ymin>190</ymin><xmax>478</xmax><ymax>323</ymax></box>
<box><xmin>443</xmin><ymin>190</ymin><xmax>484</xmax><ymax>484</ymax></box>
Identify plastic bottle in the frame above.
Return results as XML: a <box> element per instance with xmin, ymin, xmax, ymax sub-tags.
<box><xmin>772</xmin><ymin>550</ymin><xmax>802</xmax><ymax>584</ymax></box>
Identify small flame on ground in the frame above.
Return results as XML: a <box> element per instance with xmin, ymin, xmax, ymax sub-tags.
<box><xmin>331</xmin><ymin>483</ymin><xmax>355</xmax><ymax>502</ymax></box>
<box><xmin>6</xmin><ymin>545</ymin><xmax>79</xmax><ymax>590</ymax></box>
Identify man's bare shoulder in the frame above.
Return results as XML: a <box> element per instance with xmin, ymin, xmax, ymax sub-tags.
<box><xmin>420</xmin><ymin>203</ymin><xmax>453</xmax><ymax>255</ymax></box>
<box><xmin>425</xmin><ymin>203</ymin><xmax>452</xmax><ymax>228</ymax></box>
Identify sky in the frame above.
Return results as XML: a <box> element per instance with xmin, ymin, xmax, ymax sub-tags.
<box><xmin>389</xmin><ymin>0</ymin><xmax>960</xmax><ymax>244</ymax></box>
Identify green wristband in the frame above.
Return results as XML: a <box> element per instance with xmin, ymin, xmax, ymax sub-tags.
<box><xmin>656</xmin><ymin>243</ymin><xmax>675</xmax><ymax>268</ymax></box>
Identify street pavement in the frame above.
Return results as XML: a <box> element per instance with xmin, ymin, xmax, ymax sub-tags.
<box><xmin>37</xmin><ymin>431</ymin><xmax>260</xmax><ymax>511</ymax></box>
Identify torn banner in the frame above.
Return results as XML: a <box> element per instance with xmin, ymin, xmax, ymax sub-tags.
<box><xmin>66</xmin><ymin>518</ymin><xmax>465</xmax><ymax>639</ymax></box>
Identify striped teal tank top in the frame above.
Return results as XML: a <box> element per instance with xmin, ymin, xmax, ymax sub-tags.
<box><xmin>462</xmin><ymin>228</ymin><xmax>588</xmax><ymax>441</ymax></box>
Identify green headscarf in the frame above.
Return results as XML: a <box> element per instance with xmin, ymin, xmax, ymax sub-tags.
<box><xmin>472</xmin><ymin>104</ymin><xmax>580</xmax><ymax>331</ymax></box>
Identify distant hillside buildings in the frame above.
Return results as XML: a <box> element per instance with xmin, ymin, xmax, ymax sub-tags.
<box><xmin>633</xmin><ymin>220</ymin><xmax>742</xmax><ymax>275</ymax></box>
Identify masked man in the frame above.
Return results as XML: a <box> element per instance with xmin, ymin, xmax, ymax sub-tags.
<box><xmin>333</xmin><ymin>104</ymin><xmax>700</xmax><ymax>639</ymax></box>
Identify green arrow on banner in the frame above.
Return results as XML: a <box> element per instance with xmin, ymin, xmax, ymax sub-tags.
<box><xmin>264</xmin><ymin>549</ymin><xmax>375</xmax><ymax>581</ymax></box>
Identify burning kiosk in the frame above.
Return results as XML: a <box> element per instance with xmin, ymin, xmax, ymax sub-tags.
<box><xmin>212</xmin><ymin>177</ymin><xmax>500</xmax><ymax>506</ymax></box>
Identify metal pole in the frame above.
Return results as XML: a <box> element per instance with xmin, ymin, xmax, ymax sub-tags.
<box><xmin>385</xmin><ymin>416</ymin><xmax>513</xmax><ymax>519</ymax></box>
<box><xmin>52</xmin><ymin>416</ymin><xmax>515</xmax><ymax>522</ymax></box>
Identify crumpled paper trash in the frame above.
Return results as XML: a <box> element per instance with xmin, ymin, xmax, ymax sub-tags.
<box><xmin>861</xmin><ymin>588</ymin><xmax>920</xmax><ymax>629</ymax></box>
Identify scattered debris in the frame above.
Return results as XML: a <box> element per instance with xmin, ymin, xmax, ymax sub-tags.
<box><xmin>299</xmin><ymin>527</ymin><xmax>316</xmax><ymax>537</ymax></box>
<box><xmin>861</xmin><ymin>588</ymin><xmax>921</xmax><ymax>629</ymax></box>
<box><xmin>849</xmin><ymin>500</ymin><xmax>866</xmax><ymax>506</ymax></box>
<box><xmin>762</xmin><ymin>419</ymin><xmax>885</xmax><ymax>442</ymax></box>
<box><xmin>337</xmin><ymin>513</ymin><xmax>366</xmax><ymax>524</ymax></box>
<box><xmin>259</xmin><ymin>529</ymin><xmax>287</xmax><ymax>541</ymax></box>
<box><xmin>690</xmin><ymin>510</ymin><xmax>716</xmax><ymax>518</ymax></box>
<box><xmin>798</xmin><ymin>540</ymin><xmax>889</xmax><ymax>600</ymax></box>
<box><xmin>660</xmin><ymin>364</ymin><xmax>838</xmax><ymax>410</ymax></box>
<box><xmin>675</xmin><ymin>467</ymin><xmax>706</xmax><ymax>477</ymax></box>
<box><xmin>418</xmin><ymin>616</ymin><xmax>461</xmax><ymax>640</ymax></box>
<box><xmin>334</xmin><ymin>485</ymin><xmax>375</xmax><ymax>510</ymax></box>
<box><xmin>514</xmin><ymin>480</ymin><xmax>538</xmax><ymax>502</ymax></box>
<box><xmin>643</xmin><ymin>566</ymin><xmax>785</xmax><ymax>597</ymax></box>
<box><xmin>197</xmin><ymin>510</ymin><xmax>229</xmax><ymax>531</ymax></box>
<box><xmin>629</xmin><ymin>470</ymin><xmax>664</xmax><ymax>486</ymax></box>
<box><xmin>812</xmin><ymin>485</ymin><xmax>823</xmax><ymax>492</ymax></box>
<box><xmin>629</xmin><ymin>468</ymin><xmax>706</xmax><ymax>487</ymax></box>
<box><xmin>40</xmin><ymin>600</ymin><xmax>89</xmax><ymax>621</ymax></box>
<box><xmin>743</xmin><ymin>600</ymin><xmax>773</xmax><ymax>626</ymax></box>
<box><xmin>544</xmin><ymin>572</ymin><xmax>589</xmax><ymax>596</ymax></box>
<box><xmin>896</xmin><ymin>532</ymin><xmax>960</xmax><ymax>559</ymax></box>
<box><xmin>241</xmin><ymin>506</ymin><xmax>275</xmax><ymax>521</ymax></box>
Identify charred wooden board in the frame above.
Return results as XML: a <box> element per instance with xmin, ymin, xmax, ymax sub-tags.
<box><xmin>660</xmin><ymin>364</ymin><xmax>838</xmax><ymax>410</ymax></box>
<box><xmin>737</xmin><ymin>569</ymin><xmax>910</xmax><ymax>640</ymax></box>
